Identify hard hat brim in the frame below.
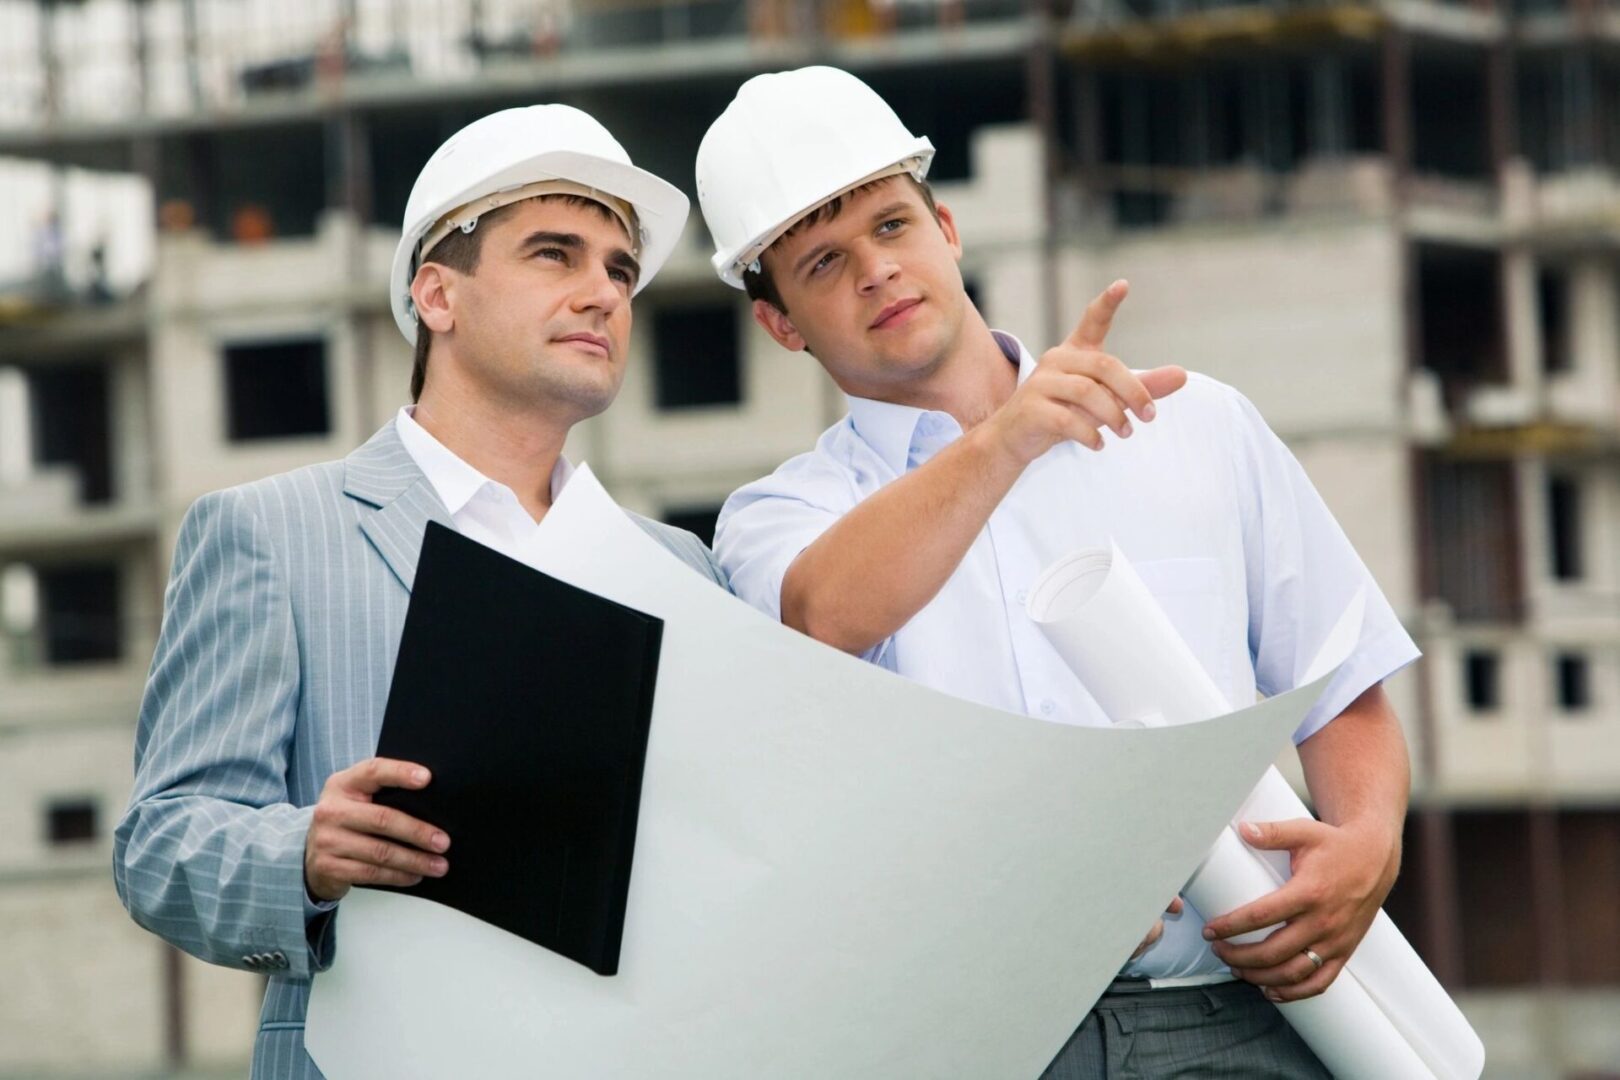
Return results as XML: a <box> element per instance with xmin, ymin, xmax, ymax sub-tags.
<box><xmin>390</xmin><ymin>149</ymin><xmax>690</xmax><ymax>346</ymax></box>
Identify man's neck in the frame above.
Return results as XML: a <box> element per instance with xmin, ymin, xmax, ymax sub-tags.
<box><xmin>847</xmin><ymin>313</ymin><xmax>1016</xmax><ymax>431</ymax></box>
<box><xmin>412</xmin><ymin>381</ymin><xmax>570</xmax><ymax>524</ymax></box>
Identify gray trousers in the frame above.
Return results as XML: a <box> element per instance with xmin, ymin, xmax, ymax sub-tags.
<box><xmin>1040</xmin><ymin>980</ymin><xmax>1333</xmax><ymax>1079</ymax></box>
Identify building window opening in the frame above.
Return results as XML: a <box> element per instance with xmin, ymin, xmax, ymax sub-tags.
<box><xmin>224</xmin><ymin>338</ymin><xmax>331</xmax><ymax>442</ymax></box>
<box><xmin>38</xmin><ymin>562</ymin><xmax>121</xmax><ymax>665</ymax></box>
<box><xmin>1419</xmin><ymin>457</ymin><xmax>1522</xmax><ymax>622</ymax></box>
<box><xmin>1416</xmin><ymin>246</ymin><xmax>1506</xmax><ymax>412</ymax></box>
<box><xmin>653</xmin><ymin>304</ymin><xmax>741</xmax><ymax>411</ymax></box>
<box><xmin>26</xmin><ymin>362</ymin><xmax>113</xmax><ymax>504</ymax></box>
<box><xmin>1412</xmin><ymin>47</ymin><xmax>1492</xmax><ymax>180</ymax></box>
<box><xmin>1537</xmin><ymin>268</ymin><xmax>1572</xmax><ymax>375</ymax></box>
<box><xmin>46</xmin><ymin>798</ymin><xmax>98</xmax><ymax>845</ymax></box>
<box><xmin>1554</xmin><ymin>652</ymin><xmax>1591</xmax><ymax>712</ymax></box>
<box><xmin>1547</xmin><ymin>474</ymin><xmax>1583</xmax><ymax>582</ymax></box>
<box><xmin>1558</xmin><ymin>810</ymin><xmax>1620</xmax><ymax>984</ymax></box>
<box><xmin>1455</xmin><ymin>811</ymin><xmax>1537</xmax><ymax>986</ymax></box>
<box><xmin>1464</xmin><ymin>649</ymin><xmax>1501</xmax><ymax>713</ymax></box>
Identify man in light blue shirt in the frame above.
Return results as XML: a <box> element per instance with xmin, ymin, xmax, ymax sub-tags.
<box><xmin>698</xmin><ymin>66</ymin><xmax>1418</xmax><ymax>1077</ymax></box>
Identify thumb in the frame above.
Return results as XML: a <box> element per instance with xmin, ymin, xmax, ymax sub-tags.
<box><xmin>1140</xmin><ymin>365</ymin><xmax>1187</xmax><ymax>401</ymax></box>
<box><xmin>1238</xmin><ymin>818</ymin><xmax>1319</xmax><ymax>852</ymax></box>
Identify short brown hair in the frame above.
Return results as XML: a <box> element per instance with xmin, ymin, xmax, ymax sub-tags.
<box><xmin>408</xmin><ymin>194</ymin><xmax>623</xmax><ymax>402</ymax></box>
<box><xmin>742</xmin><ymin>174</ymin><xmax>939</xmax><ymax>315</ymax></box>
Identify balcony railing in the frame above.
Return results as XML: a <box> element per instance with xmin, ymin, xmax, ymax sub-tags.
<box><xmin>0</xmin><ymin>0</ymin><xmax>1034</xmax><ymax>128</ymax></box>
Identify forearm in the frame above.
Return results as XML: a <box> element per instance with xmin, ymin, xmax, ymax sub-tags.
<box><xmin>781</xmin><ymin>422</ymin><xmax>1024</xmax><ymax>653</ymax></box>
<box><xmin>1297</xmin><ymin>683</ymin><xmax>1410</xmax><ymax>866</ymax></box>
<box><xmin>115</xmin><ymin>796</ymin><xmax>330</xmax><ymax>975</ymax></box>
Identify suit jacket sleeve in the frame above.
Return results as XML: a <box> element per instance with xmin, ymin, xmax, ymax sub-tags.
<box><xmin>114</xmin><ymin>486</ymin><xmax>330</xmax><ymax>978</ymax></box>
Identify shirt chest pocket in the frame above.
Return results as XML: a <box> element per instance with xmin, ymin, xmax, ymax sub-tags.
<box><xmin>1131</xmin><ymin>557</ymin><xmax>1228</xmax><ymax>687</ymax></box>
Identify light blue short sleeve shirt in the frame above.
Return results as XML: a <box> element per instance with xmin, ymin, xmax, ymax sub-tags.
<box><xmin>715</xmin><ymin>332</ymin><xmax>1420</xmax><ymax>978</ymax></box>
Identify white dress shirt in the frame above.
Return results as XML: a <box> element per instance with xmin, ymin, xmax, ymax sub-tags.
<box><xmin>715</xmin><ymin>332</ymin><xmax>1420</xmax><ymax>979</ymax></box>
<box><xmin>394</xmin><ymin>405</ymin><xmax>574</xmax><ymax>572</ymax></box>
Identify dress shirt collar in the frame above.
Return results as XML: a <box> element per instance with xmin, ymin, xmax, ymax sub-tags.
<box><xmin>844</xmin><ymin>330</ymin><xmax>1033</xmax><ymax>475</ymax></box>
<box><xmin>394</xmin><ymin>405</ymin><xmax>573</xmax><ymax>517</ymax></box>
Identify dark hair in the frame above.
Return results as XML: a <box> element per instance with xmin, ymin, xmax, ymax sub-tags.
<box><xmin>409</xmin><ymin>194</ymin><xmax>623</xmax><ymax>402</ymax></box>
<box><xmin>741</xmin><ymin>174</ymin><xmax>939</xmax><ymax>315</ymax></box>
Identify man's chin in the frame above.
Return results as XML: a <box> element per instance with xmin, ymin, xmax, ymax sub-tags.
<box><xmin>503</xmin><ymin>365</ymin><xmax>622</xmax><ymax>424</ymax></box>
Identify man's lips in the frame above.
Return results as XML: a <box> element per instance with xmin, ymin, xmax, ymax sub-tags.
<box><xmin>870</xmin><ymin>297</ymin><xmax>922</xmax><ymax>330</ymax></box>
<box><xmin>556</xmin><ymin>332</ymin><xmax>611</xmax><ymax>356</ymax></box>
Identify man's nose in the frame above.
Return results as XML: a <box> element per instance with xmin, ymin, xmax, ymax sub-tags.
<box><xmin>855</xmin><ymin>244</ymin><xmax>901</xmax><ymax>294</ymax></box>
<box><xmin>571</xmin><ymin>260</ymin><xmax>623</xmax><ymax>314</ymax></box>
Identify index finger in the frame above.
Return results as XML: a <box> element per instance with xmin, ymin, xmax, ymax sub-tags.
<box><xmin>344</xmin><ymin>757</ymin><xmax>431</xmax><ymax>795</ymax></box>
<box><xmin>1202</xmin><ymin>880</ymin><xmax>1310</xmax><ymax>943</ymax></box>
<box><xmin>1068</xmin><ymin>279</ymin><xmax>1128</xmax><ymax>350</ymax></box>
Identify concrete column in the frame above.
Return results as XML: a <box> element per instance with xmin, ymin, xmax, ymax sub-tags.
<box><xmin>1565</xmin><ymin>257</ymin><xmax>1620</xmax><ymax>418</ymax></box>
<box><xmin>0</xmin><ymin>367</ymin><xmax>31</xmax><ymax>487</ymax></box>
<box><xmin>110</xmin><ymin>351</ymin><xmax>151</xmax><ymax>506</ymax></box>
<box><xmin>1501</xmin><ymin>247</ymin><xmax>1544</xmax><ymax>403</ymax></box>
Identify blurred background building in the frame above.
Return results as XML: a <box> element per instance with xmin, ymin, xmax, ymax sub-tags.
<box><xmin>0</xmin><ymin>0</ymin><xmax>1615</xmax><ymax>1076</ymax></box>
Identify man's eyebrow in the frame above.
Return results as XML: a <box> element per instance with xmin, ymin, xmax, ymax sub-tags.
<box><xmin>869</xmin><ymin>201</ymin><xmax>910</xmax><ymax>223</ymax></box>
<box><xmin>518</xmin><ymin>230</ymin><xmax>584</xmax><ymax>252</ymax></box>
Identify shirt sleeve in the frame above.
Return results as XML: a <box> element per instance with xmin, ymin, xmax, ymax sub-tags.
<box><xmin>714</xmin><ymin>455</ymin><xmax>858</xmax><ymax>624</ymax></box>
<box><xmin>1227</xmin><ymin>387</ymin><xmax>1421</xmax><ymax>744</ymax></box>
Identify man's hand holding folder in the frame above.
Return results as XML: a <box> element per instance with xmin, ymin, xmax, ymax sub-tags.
<box><xmin>305</xmin><ymin>757</ymin><xmax>451</xmax><ymax>901</ymax></box>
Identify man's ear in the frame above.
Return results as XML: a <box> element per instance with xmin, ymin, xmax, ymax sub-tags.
<box><xmin>752</xmin><ymin>298</ymin><xmax>807</xmax><ymax>353</ymax></box>
<box><xmin>934</xmin><ymin>200</ymin><xmax>963</xmax><ymax>263</ymax></box>
<box><xmin>411</xmin><ymin>263</ymin><xmax>455</xmax><ymax>335</ymax></box>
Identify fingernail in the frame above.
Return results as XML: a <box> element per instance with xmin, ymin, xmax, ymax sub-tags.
<box><xmin>413</xmin><ymin>768</ymin><xmax>430</xmax><ymax>785</ymax></box>
<box><xmin>1119</xmin><ymin>421</ymin><xmax>1133</xmax><ymax>438</ymax></box>
<box><xmin>431</xmin><ymin>831</ymin><xmax>449</xmax><ymax>852</ymax></box>
<box><xmin>1264</xmin><ymin>989</ymin><xmax>1281</xmax><ymax>1003</ymax></box>
<box><xmin>1142</xmin><ymin>402</ymin><xmax>1156</xmax><ymax>422</ymax></box>
<box><xmin>1203</xmin><ymin>927</ymin><xmax>1216</xmax><ymax>941</ymax></box>
<box><xmin>1242</xmin><ymin>822</ymin><xmax>1261</xmax><ymax>840</ymax></box>
<box><xmin>430</xmin><ymin>858</ymin><xmax>448</xmax><ymax>875</ymax></box>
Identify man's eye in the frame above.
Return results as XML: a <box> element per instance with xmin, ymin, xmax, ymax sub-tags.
<box><xmin>878</xmin><ymin>218</ymin><xmax>906</xmax><ymax>234</ymax></box>
<box><xmin>535</xmin><ymin>247</ymin><xmax>566</xmax><ymax>262</ymax></box>
<box><xmin>811</xmin><ymin>252</ymin><xmax>838</xmax><ymax>275</ymax></box>
<box><xmin>608</xmin><ymin>267</ymin><xmax>633</xmax><ymax>285</ymax></box>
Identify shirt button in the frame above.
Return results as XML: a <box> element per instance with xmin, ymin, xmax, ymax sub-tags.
<box><xmin>1040</xmin><ymin>699</ymin><xmax>1055</xmax><ymax>715</ymax></box>
<box><xmin>1015</xmin><ymin>589</ymin><xmax>1029</xmax><ymax>605</ymax></box>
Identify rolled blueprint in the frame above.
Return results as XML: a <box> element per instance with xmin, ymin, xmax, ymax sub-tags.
<box><xmin>1027</xmin><ymin>545</ymin><xmax>1484</xmax><ymax>1080</ymax></box>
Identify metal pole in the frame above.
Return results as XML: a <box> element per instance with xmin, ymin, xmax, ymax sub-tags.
<box><xmin>1027</xmin><ymin>0</ymin><xmax>1062</xmax><ymax>347</ymax></box>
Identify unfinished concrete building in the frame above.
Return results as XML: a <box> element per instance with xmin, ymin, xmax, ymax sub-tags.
<box><xmin>0</xmin><ymin>0</ymin><xmax>1615</xmax><ymax>1075</ymax></box>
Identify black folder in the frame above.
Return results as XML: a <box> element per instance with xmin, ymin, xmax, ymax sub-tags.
<box><xmin>370</xmin><ymin>521</ymin><xmax>663</xmax><ymax>976</ymax></box>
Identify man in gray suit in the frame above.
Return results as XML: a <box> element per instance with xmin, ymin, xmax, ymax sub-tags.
<box><xmin>114</xmin><ymin>105</ymin><xmax>723</xmax><ymax>1078</ymax></box>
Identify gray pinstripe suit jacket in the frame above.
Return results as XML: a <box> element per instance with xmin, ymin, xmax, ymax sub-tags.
<box><xmin>113</xmin><ymin>420</ymin><xmax>727</xmax><ymax>1079</ymax></box>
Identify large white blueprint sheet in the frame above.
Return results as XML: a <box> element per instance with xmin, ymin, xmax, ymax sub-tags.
<box><xmin>1027</xmin><ymin>544</ymin><xmax>1484</xmax><ymax>1080</ymax></box>
<box><xmin>307</xmin><ymin>468</ymin><xmax>1354</xmax><ymax>1079</ymax></box>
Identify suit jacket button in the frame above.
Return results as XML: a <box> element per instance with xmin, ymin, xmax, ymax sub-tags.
<box><xmin>242</xmin><ymin>954</ymin><xmax>260</xmax><ymax>969</ymax></box>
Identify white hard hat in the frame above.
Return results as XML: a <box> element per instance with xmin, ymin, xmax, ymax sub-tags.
<box><xmin>696</xmin><ymin>66</ymin><xmax>935</xmax><ymax>290</ymax></box>
<box><xmin>390</xmin><ymin>104</ymin><xmax>690</xmax><ymax>345</ymax></box>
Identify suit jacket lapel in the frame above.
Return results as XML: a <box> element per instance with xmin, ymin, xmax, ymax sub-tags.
<box><xmin>343</xmin><ymin>421</ymin><xmax>454</xmax><ymax>594</ymax></box>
